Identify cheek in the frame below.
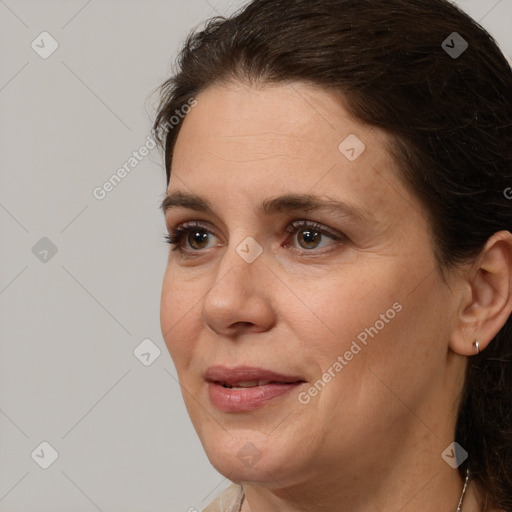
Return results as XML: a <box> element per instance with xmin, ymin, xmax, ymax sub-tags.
<box><xmin>160</xmin><ymin>267</ymin><xmax>203</xmax><ymax>365</ymax></box>
<box><xmin>318</xmin><ymin>273</ymin><xmax>449</xmax><ymax>417</ymax></box>
<box><xmin>291</xmin><ymin>265</ymin><xmax>440</xmax><ymax>400</ymax></box>
<box><xmin>295</xmin><ymin>274</ymin><xmax>401</xmax><ymax>355</ymax></box>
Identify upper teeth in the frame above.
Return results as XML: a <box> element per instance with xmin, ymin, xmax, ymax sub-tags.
<box><xmin>225</xmin><ymin>380</ymin><xmax>272</xmax><ymax>388</ymax></box>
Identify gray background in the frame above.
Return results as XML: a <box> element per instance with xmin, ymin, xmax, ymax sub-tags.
<box><xmin>0</xmin><ymin>1</ymin><xmax>511</xmax><ymax>511</ymax></box>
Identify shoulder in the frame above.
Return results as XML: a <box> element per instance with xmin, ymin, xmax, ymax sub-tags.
<box><xmin>202</xmin><ymin>483</ymin><xmax>244</xmax><ymax>512</ymax></box>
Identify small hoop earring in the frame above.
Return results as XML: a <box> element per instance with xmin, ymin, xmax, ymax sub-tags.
<box><xmin>473</xmin><ymin>339</ymin><xmax>480</xmax><ymax>354</ymax></box>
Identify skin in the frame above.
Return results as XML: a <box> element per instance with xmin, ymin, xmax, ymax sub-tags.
<box><xmin>160</xmin><ymin>81</ymin><xmax>512</xmax><ymax>512</ymax></box>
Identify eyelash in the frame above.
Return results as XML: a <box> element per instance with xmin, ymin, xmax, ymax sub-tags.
<box><xmin>164</xmin><ymin>220</ymin><xmax>345</xmax><ymax>255</ymax></box>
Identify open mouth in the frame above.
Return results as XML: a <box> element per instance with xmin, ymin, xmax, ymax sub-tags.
<box><xmin>204</xmin><ymin>365</ymin><xmax>307</xmax><ymax>411</ymax></box>
<box><xmin>205</xmin><ymin>367</ymin><xmax>307</xmax><ymax>412</ymax></box>
<box><xmin>218</xmin><ymin>379</ymin><xmax>302</xmax><ymax>389</ymax></box>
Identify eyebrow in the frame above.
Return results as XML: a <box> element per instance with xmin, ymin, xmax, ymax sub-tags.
<box><xmin>160</xmin><ymin>190</ymin><xmax>375</xmax><ymax>225</ymax></box>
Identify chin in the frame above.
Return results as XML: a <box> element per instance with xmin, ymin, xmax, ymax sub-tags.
<box><xmin>198</xmin><ymin>428</ymin><xmax>306</xmax><ymax>487</ymax></box>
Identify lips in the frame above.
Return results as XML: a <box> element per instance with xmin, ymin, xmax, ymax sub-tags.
<box><xmin>205</xmin><ymin>365</ymin><xmax>306</xmax><ymax>412</ymax></box>
<box><xmin>204</xmin><ymin>365</ymin><xmax>305</xmax><ymax>387</ymax></box>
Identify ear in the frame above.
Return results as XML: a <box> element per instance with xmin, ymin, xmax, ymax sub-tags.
<box><xmin>450</xmin><ymin>230</ymin><xmax>512</xmax><ymax>356</ymax></box>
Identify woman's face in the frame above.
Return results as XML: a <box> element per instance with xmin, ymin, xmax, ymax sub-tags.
<box><xmin>160</xmin><ymin>81</ymin><xmax>462</xmax><ymax>487</ymax></box>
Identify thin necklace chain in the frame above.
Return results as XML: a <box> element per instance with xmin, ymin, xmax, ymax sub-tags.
<box><xmin>238</xmin><ymin>468</ymin><xmax>471</xmax><ymax>512</ymax></box>
<box><xmin>457</xmin><ymin>468</ymin><xmax>471</xmax><ymax>512</ymax></box>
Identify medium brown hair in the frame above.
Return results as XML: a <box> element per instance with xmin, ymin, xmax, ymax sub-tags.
<box><xmin>152</xmin><ymin>0</ymin><xmax>512</xmax><ymax>508</ymax></box>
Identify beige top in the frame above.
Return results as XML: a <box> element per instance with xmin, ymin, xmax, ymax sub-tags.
<box><xmin>202</xmin><ymin>484</ymin><xmax>245</xmax><ymax>512</ymax></box>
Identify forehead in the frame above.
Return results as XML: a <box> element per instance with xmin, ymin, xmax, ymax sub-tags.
<box><xmin>167</xmin><ymin>81</ymin><xmax>420</xmax><ymax>223</ymax></box>
<box><xmin>171</xmin><ymin>82</ymin><xmax>389</xmax><ymax>176</ymax></box>
<box><xmin>172</xmin><ymin>81</ymin><xmax>382</xmax><ymax>160</ymax></box>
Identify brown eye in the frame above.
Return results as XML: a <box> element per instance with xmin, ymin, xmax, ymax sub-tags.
<box><xmin>164</xmin><ymin>222</ymin><xmax>219</xmax><ymax>253</ymax></box>
<box><xmin>285</xmin><ymin>220</ymin><xmax>343</xmax><ymax>252</ymax></box>
<box><xmin>297</xmin><ymin>228</ymin><xmax>323</xmax><ymax>249</ymax></box>
<box><xmin>187</xmin><ymin>229</ymin><xmax>210</xmax><ymax>250</ymax></box>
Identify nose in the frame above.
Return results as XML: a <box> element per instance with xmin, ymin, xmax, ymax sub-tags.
<box><xmin>201</xmin><ymin>244</ymin><xmax>276</xmax><ymax>337</ymax></box>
